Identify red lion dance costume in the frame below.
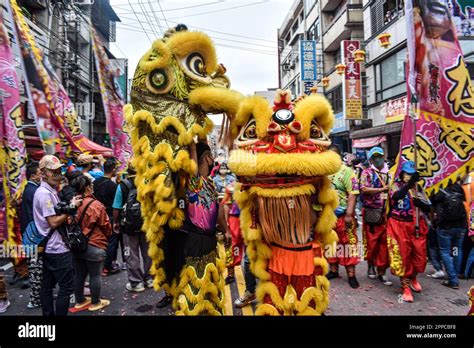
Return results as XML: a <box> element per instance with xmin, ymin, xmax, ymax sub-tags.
<box><xmin>228</xmin><ymin>90</ymin><xmax>341</xmax><ymax>315</ymax></box>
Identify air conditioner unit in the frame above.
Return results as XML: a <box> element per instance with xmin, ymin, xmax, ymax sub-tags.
<box><xmin>74</xmin><ymin>0</ymin><xmax>94</xmax><ymax>6</ymax></box>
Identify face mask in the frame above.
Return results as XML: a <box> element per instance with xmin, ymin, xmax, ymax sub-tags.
<box><xmin>402</xmin><ymin>173</ymin><xmax>412</xmax><ymax>183</ymax></box>
<box><xmin>372</xmin><ymin>157</ymin><xmax>384</xmax><ymax>168</ymax></box>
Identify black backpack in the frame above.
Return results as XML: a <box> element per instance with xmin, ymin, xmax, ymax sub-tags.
<box><xmin>437</xmin><ymin>188</ymin><xmax>466</xmax><ymax>222</ymax></box>
<box><xmin>120</xmin><ymin>180</ymin><xmax>143</xmax><ymax>234</ymax></box>
<box><xmin>60</xmin><ymin>199</ymin><xmax>96</xmax><ymax>253</ymax></box>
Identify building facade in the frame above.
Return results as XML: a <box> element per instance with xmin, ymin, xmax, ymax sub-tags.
<box><xmin>278</xmin><ymin>0</ymin><xmax>474</xmax><ymax>159</ymax></box>
<box><xmin>353</xmin><ymin>0</ymin><xmax>474</xmax><ymax>161</ymax></box>
<box><xmin>278</xmin><ymin>0</ymin><xmax>366</xmax><ymax>154</ymax></box>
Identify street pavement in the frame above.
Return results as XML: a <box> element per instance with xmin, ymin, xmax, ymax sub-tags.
<box><xmin>0</xmin><ymin>219</ymin><xmax>471</xmax><ymax>316</ymax></box>
<box><xmin>0</xmin><ymin>257</ymin><xmax>471</xmax><ymax>316</ymax></box>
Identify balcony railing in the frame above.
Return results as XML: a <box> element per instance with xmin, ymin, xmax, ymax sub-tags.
<box><xmin>323</xmin><ymin>5</ymin><xmax>363</xmax><ymax>51</ymax></box>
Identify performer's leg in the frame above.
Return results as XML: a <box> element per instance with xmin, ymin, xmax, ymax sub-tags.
<box><xmin>363</xmin><ymin>221</ymin><xmax>377</xmax><ymax>279</ymax></box>
<box><xmin>410</xmin><ymin>220</ymin><xmax>428</xmax><ymax>293</ymax></box>
<box><xmin>401</xmin><ymin>277</ymin><xmax>413</xmax><ymax>302</ymax></box>
<box><xmin>375</xmin><ymin>223</ymin><xmax>392</xmax><ymax>286</ymax></box>
<box><xmin>340</xmin><ymin>218</ymin><xmax>360</xmax><ymax>288</ymax></box>
<box><xmin>327</xmin><ymin>216</ymin><xmax>344</xmax><ymax>279</ymax></box>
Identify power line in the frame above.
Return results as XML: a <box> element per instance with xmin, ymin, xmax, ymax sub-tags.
<box><xmin>165</xmin><ymin>1</ymin><xmax>269</xmax><ymax>21</ymax></box>
<box><xmin>116</xmin><ymin>14</ymin><xmax>275</xmax><ymax>43</ymax></box>
<box><xmin>127</xmin><ymin>0</ymin><xmax>152</xmax><ymax>43</ymax></box>
<box><xmin>113</xmin><ymin>1</ymin><xmax>224</xmax><ymax>13</ymax></box>
<box><xmin>149</xmin><ymin>1</ymin><xmax>165</xmax><ymax>34</ymax></box>
<box><xmin>117</xmin><ymin>21</ymin><xmax>277</xmax><ymax>49</ymax></box>
<box><xmin>115</xmin><ymin>0</ymin><xmax>267</xmax><ymax>20</ymax></box>
<box><xmin>156</xmin><ymin>0</ymin><xmax>169</xmax><ymax>29</ymax></box>
<box><xmin>138</xmin><ymin>0</ymin><xmax>161</xmax><ymax>37</ymax></box>
<box><xmin>112</xmin><ymin>42</ymin><xmax>127</xmax><ymax>58</ymax></box>
<box><xmin>115</xmin><ymin>25</ymin><xmax>277</xmax><ymax>56</ymax></box>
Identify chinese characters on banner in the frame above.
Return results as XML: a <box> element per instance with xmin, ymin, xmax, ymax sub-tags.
<box><xmin>300</xmin><ymin>40</ymin><xmax>317</xmax><ymax>95</ymax></box>
<box><xmin>397</xmin><ymin>0</ymin><xmax>474</xmax><ymax>195</ymax></box>
<box><xmin>383</xmin><ymin>96</ymin><xmax>408</xmax><ymax>124</ymax></box>
<box><xmin>0</xmin><ymin>12</ymin><xmax>26</xmax><ymax>245</ymax></box>
<box><xmin>341</xmin><ymin>40</ymin><xmax>363</xmax><ymax>119</ymax></box>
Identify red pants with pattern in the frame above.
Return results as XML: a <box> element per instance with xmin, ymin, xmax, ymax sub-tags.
<box><xmin>228</xmin><ymin>216</ymin><xmax>244</xmax><ymax>267</ymax></box>
<box><xmin>387</xmin><ymin>217</ymin><xmax>427</xmax><ymax>278</ymax></box>
<box><xmin>327</xmin><ymin>216</ymin><xmax>359</xmax><ymax>267</ymax></box>
<box><xmin>362</xmin><ymin>213</ymin><xmax>389</xmax><ymax>270</ymax></box>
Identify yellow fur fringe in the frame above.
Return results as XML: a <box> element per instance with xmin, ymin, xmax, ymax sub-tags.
<box><xmin>228</xmin><ymin>149</ymin><xmax>342</xmax><ymax>177</ymax></box>
<box><xmin>166</xmin><ymin>31</ymin><xmax>217</xmax><ymax>74</ymax></box>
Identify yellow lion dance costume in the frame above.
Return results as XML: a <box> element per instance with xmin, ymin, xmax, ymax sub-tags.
<box><xmin>125</xmin><ymin>24</ymin><xmax>242</xmax><ymax>315</ymax></box>
<box><xmin>228</xmin><ymin>89</ymin><xmax>341</xmax><ymax>315</ymax></box>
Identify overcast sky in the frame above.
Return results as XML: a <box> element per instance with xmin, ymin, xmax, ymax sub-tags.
<box><xmin>110</xmin><ymin>0</ymin><xmax>293</xmax><ymax>97</ymax></box>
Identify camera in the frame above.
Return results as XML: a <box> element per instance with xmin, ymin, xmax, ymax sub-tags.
<box><xmin>55</xmin><ymin>201</ymin><xmax>77</xmax><ymax>215</ymax></box>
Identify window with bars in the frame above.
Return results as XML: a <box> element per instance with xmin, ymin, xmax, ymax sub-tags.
<box><xmin>327</xmin><ymin>85</ymin><xmax>343</xmax><ymax>113</ymax></box>
<box><xmin>371</xmin><ymin>0</ymin><xmax>405</xmax><ymax>36</ymax></box>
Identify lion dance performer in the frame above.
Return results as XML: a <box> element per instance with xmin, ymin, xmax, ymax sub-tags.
<box><xmin>228</xmin><ymin>90</ymin><xmax>341</xmax><ymax>315</ymax></box>
<box><xmin>387</xmin><ymin>161</ymin><xmax>431</xmax><ymax>302</ymax></box>
<box><xmin>125</xmin><ymin>24</ymin><xmax>242</xmax><ymax>315</ymax></box>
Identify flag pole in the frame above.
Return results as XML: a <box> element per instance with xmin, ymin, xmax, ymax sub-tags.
<box><xmin>410</xmin><ymin>94</ymin><xmax>420</xmax><ymax>239</ymax></box>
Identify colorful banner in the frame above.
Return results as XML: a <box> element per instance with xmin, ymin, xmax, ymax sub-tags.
<box><xmin>92</xmin><ymin>29</ymin><xmax>132</xmax><ymax>170</ymax></box>
<box><xmin>383</xmin><ymin>96</ymin><xmax>408</xmax><ymax>124</ymax></box>
<box><xmin>0</xmin><ymin>12</ymin><xmax>26</xmax><ymax>245</ymax></box>
<box><xmin>449</xmin><ymin>0</ymin><xmax>474</xmax><ymax>37</ymax></box>
<box><xmin>341</xmin><ymin>40</ymin><xmax>363</xmax><ymax>120</ymax></box>
<box><xmin>352</xmin><ymin>136</ymin><xmax>387</xmax><ymax>149</ymax></box>
<box><xmin>398</xmin><ymin>0</ymin><xmax>474</xmax><ymax>196</ymax></box>
<box><xmin>9</xmin><ymin>0</ymin><xmax>112</xmax><ymax>158</ymax></box>
<box><xmin>300</xmin><ymin>40</ymin><xmax>317</xmax><ymax>95</ymax></box>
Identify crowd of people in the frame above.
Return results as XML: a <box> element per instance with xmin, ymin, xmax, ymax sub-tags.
<box><xmin>0</xmin><ymin>144</ymin><xmax>472</xmax><ymax>314</ymax></box>
<box><xmin>0</xmin><ymin>153</ymin><xmax>152</xmax><ymax>314</ymax></box>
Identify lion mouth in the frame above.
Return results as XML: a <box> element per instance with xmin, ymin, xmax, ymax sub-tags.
<box><xmin>239</xmin><ymin>175</ymin><xmax>321</xmax><ymax>188</ymax></box>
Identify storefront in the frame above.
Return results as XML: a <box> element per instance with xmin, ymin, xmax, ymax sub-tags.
<box><xmin>350</xmin><ymin>121</ymin><xmax>403</xmax><ymax>161</ymax></box>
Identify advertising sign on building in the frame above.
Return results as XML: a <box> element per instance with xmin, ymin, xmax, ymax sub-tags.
<box><xmin>332</xmin><ymin>112</ymin><xmax>347</xmax><ymax>133</ymax></box>
<box><xmin>300</xmin><ymin>40</ymin><xmax>317</xmax><ymax>95</ymax></box>
<box><xmin>383</xmin><ymin>96</ymin><xmax>408</xmax><ymax>124</ymax></box>
<box><xmin>341</xmin><ymin>40</ymin><xmax>363</xmax><ymax>120</ymax></box>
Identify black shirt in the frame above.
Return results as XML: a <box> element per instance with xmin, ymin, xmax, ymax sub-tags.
<box><xmin>93</xmin><ymin>177</ymin><xmax>118</xmax><ymax>217</ymax></box>
<box><xmin>431</xmin><ymin>183</ymin><xmax>467</xmax><ymax>230</ymax></box>
<box><xmin>20</xmin><ymin>181</ymin><xmax>39</xmax><ymax>232</ymax></box>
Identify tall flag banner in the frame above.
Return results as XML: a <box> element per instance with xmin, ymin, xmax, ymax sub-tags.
<box><xmin>0</xmin><ymin>12</ymin><xmax>27</xmax><ymax>245</ymax></box>
<box><xmin>398</xmin><ymin>0</ymin><xmax>474</xmax><ymax>196</ymax></box>
<box><xmin>341</xmin><ymin>40</ymin><xmax>363</xmax><ymax>120</ymax></box>
<box><xmin>91</xmin><ymin>28</ymin><xmax>132</xmax><ymax>169</ymax></box>
<box><xmin>8</xmin><ymin>0</ymin><xmax>112</xmax><ymax>158</ymax></box>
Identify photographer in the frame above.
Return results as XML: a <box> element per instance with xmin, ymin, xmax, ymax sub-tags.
<box><xmin>33</xmin><ymin>155</ymin><xmax>82</xmax><ymax>316</ymax></box>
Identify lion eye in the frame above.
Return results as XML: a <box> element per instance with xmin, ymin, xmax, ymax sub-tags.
<box><xmin>146</xmin><ymin>68</ymin><xmax>170</xmax><ymax>93</ymax></box>
<box><xmin>239</xmin><ymin>119</ymin><xmax>257</xmax><ymax>141</ymax></box>
<box><xmin>310</xmin><ymin>124</ymin><xmax>322</xmax><ymax>138</ymax></box>
<box><xmin>186</xmin><ymin>53</ymin><xmax>206</xmax><ymax>77</ymax></box>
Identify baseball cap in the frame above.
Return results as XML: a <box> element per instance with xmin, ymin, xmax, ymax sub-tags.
<box><xmin>368</xmin><ymin>147</ymin><xmax>384</xmax><ymax>159</ymax></box>
<box><xmin>77</xmin><ymin>154</ymin><xmax>93</xmax><ymax>165</ymax></box>
<box><xmin>39</xmin><ymin>155</ymin><xmax>63</xmax><ymax>170</ymax></box>
<box><xmin>401</xmin><ymin>161</ymin><xmax>416</xmax><ymax>174</ymax></box>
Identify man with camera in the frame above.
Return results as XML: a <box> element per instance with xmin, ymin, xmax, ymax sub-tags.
<box><xmin>33</xmin><ymin>155</ymin><xmax>82</xmax><ymax>316</ymax></box>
